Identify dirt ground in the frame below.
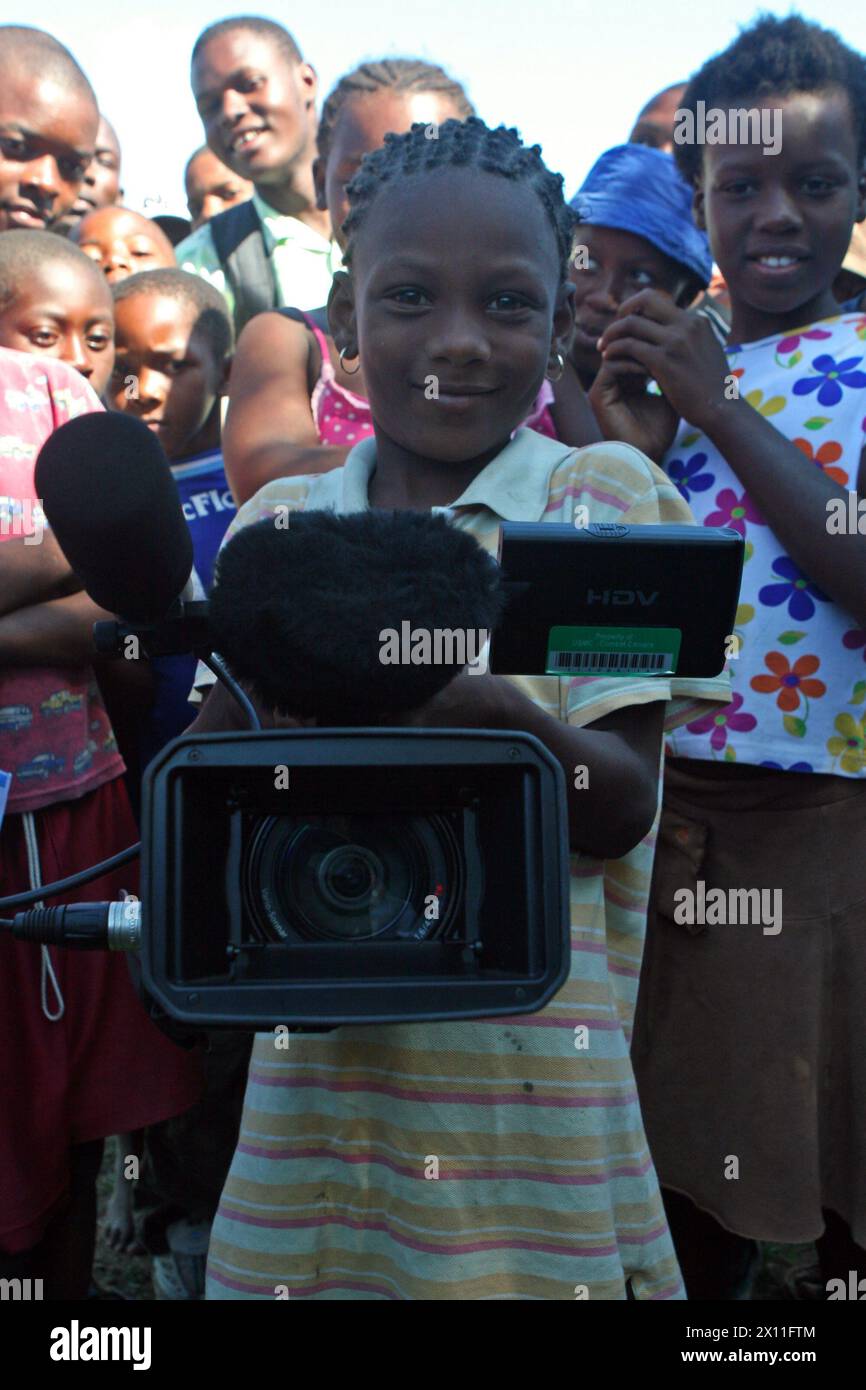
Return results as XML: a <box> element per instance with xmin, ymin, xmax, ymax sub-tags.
<box><xmin>91</xmin><ymin>1137</ymin><xmax>817</xmax><ymax>1302</ymax></box>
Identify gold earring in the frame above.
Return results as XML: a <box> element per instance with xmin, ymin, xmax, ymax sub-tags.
<box><xmin>546</xmin><ymin>352</ymin><xmax>565</xmax><ymax>382</ymax></box>
<box><xmin>339</xmin><ymin>347</ymin><xmax>362</xmax><ymax>376</ymax></box>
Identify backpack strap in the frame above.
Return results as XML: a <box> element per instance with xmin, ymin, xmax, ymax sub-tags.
<box><xmin>209</xmin><ymin>201</ymin><xmax>279</xmax><ymax>335</ymax></box>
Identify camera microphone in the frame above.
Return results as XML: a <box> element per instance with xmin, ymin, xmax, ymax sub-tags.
<box><xmin>35</xmin><ymin>412</ymin><xmax>194</xmax><ymax>623</ymax></box>
<box><xmin>208</xmin><ymin>509</ymin><xmax>506</xmax><ymax>724</ymax></box>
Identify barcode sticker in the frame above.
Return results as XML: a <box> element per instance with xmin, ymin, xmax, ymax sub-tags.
<box><xmin>0</xmin><ymin>769</ymin><xmax>11</xmax><ymax>835</ymax></box>
<box><xmin>545</xmin><ymin>626</ymin><xmax>681</xmax><ymax>678</ymax></box>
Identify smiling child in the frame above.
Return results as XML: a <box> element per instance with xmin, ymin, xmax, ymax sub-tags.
<box><xmin>190</xmin><ymin>116</ymin><xmax>731</xmax><ymax>1301</ymax></box>
<box><xmin>0</xmin><ymin>229</ymin><xmax>114</xmax><ymax>396</ymax></box>
<box><xmin>177</xmin><ymin>16</ymin><xmax>339</xmax><ymax>330</ymax></box>
<box><xmin>0</xmin><ymin>25</ymin><xmax>97</xmax><ymax>234</ymax></box>
<box><xmin>588</xmin><ymin>14</ymin><xmax>866</xmax><ymax>1298</ymax></box>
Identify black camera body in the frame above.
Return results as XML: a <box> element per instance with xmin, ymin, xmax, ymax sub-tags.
<box><xmin>139</xmin><ymin>727</ymin><xmax>571</xmax><ymax>1029</ymax></box>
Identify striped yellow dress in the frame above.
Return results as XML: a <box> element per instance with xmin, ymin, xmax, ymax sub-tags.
<box><xmin>198</xmin><ymin>430</ymin><xmax>731</xmax><ymax>1299</ymax></box>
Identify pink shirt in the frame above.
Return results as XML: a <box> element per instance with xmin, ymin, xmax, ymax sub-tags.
<box><xmin>300</xmin><ymin>314</ymin><xmax>558</xmax><ymax>447</ymax></box>
<box><xmin>0</xmin><ymin>348</ymin><xmax>123</xmax><ymax>814</ymax></box>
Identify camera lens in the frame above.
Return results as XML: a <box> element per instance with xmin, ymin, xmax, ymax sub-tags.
<box><xmin>318</xmin><ymin>845</ymin><xmax>381</xmax><ymax>911</ymax></box>
<box><xmin>243</xmin><ymin>812</ymin><xmax>462</xmax><ymax>945</ymax></box>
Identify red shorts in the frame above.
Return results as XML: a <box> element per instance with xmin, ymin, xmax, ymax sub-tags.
<box><xmin>0</xmin><ymin>776</ymin><xmax>202</xmax><ymax>1254</ymax></box>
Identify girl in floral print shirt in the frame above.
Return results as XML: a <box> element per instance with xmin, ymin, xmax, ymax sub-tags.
<box><xmin>591</xmin><ymin>15</ymin><xmax>866</xmax><ymax>1299</ymax></box>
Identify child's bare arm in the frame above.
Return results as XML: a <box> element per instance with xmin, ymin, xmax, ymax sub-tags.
<box><xmin>223</xmin><ymin>311</ymin><xmax>349</xmax><ymax>507</ymax></box>
<box><xmin>395</xmin><ymin>671</ymin><xmax>664</xmax><ymax>861</ymax></box>
<box><xmin>0</xmin><ymin>591</ymin><xmax>113</xmax><ymax>666</ymax></box>
<box><xmin>598</xmin><ymin>289</ymin><xmax>866</xmax><ymax>627</ymax></box>
<box><xmin>549</xmin><ymin>359</ymin><xmax>603</xmax><ymax>447</ymax></box>
<box><xmin>0</xmin><ymin>530</ymin><xmax>81</xmax><ymax>617</ymax></box>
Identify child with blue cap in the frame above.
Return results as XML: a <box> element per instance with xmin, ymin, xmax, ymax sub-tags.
<box><xmin>568</xmin><ymin>143</ymin><xmax>715</xmax><ymax>394</ymax></box>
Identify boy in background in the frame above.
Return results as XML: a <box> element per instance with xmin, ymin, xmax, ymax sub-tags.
<box><xmin>0</xmin><ymin>229</ymin><xmax>115</xmax><ymax>396</ymax></box>
<box><xmin>177</xmin><ymin>17</ymin><xmax>340</xmax><ymax>333</ymax></box>
<box><xmin>107</xmin><ymin>267</ymin><xmax>244</xmax><ymax>1297</ymax></box>
<box><xmin>53</xmin><ymin>114</ymin><xmax>122</xmax><ymax>238</ymax></box>
<box><xmin>185</xmin><ymin>145</ymin><xmax>253</xmax><ymax>231</ymax></box>
<box><xmin>0</xmin><ymin>27</ymin><xmax>201</xmax><ymax>1298</ymax></box>
<box><xmin>0</xmin><ymin>25</ymin><xmax>97</xmax><ymax>235</ymax></box>
<box><xmin>73</xmin><ymin>205</ymin><xmax>175</xmax><ymax>285</ymax></box>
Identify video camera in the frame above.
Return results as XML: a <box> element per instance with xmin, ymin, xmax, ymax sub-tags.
<box><xmin>0</xmin><ymin>415</ymin><xmax>742</xmax><ymax>1034</ymax></box>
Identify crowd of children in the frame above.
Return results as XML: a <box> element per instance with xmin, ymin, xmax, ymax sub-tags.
<box><xmin>0</xmin><ymin>9</ymin><xmax>865</xmax><ymax>1302</ymax></box>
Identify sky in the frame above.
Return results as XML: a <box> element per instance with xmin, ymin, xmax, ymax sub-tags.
<box><xmin>21</xmin><ymin>0</ymin><xmax>866</xmax><ymax>219</ymax></box>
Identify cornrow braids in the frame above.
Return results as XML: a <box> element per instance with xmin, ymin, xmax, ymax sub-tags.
<box><xmin>342</xmin><ymin>117</ymin><xmax>576</xmax><ymax>279</ymax></box>
<box><xmin>317</xmin><ymin>58</ymin><xmax>475</xmax><ymax>163</ymax></box>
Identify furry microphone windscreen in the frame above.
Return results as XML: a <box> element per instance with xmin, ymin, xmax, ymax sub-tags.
<box><xmin>208</xmin><ymin>509</ymin><xmax>507</xmax><ymax>723</ymax></box>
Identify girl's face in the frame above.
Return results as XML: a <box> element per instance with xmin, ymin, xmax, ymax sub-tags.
<box><xmin>0</xmin><ymin>260</ymin><xmax>114</xmax><ymax>395</ymax></box>
<box><xmin>695</xmin><ymin>88</ymin><xmax>866</xmax><ymax>343</ymax></box>
<box><xmin>316</xmin><ymin>90</ymin><xmax>467</xmax><ymax>249</ymax></box>
<box><xmin>331</xmin><ymin>166</ymin><xmax>573</xmax><ymax>466</ymax></box>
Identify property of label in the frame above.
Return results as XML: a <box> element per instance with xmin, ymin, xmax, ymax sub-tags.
<box><xmin>546</xmin><ymin>626</ymin><xmax>682</xmax><ymax>677</ymax></box>
<box><xmin>0</xmin><ymin>769</ymin><xmax>10</xmax><ymax>834</ymax></box>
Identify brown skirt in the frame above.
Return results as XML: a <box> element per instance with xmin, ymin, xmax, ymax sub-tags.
<box><xmin>632</xmin><ymin>756</ymin><xmax>866</xmax><ymax>1245</ymax></box>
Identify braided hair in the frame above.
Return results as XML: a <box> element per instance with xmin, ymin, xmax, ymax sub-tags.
<box><xmin>341</xmin><ymin>117</ymin><xmax>576</xmax><ymax>280</ymax></box>
<box><xmin>317</xmin><ymin>58</ymin><xmax>475</xmax><ymax>164</ymax></box>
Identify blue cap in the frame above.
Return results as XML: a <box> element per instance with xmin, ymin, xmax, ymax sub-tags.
<box><xmin>569</xmin><ymin>144</ymin><xmax>712</xmax><ymax>287</ymax></box>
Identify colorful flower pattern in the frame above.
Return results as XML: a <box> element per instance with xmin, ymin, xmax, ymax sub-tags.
<box><xmin>750</xmin><ymin>651</ymin><xmax>826</xmax><ymax>712</ymax></box>
<box><xmin>663</xmin><ymin>315</ymin><xmax>866</xmax><ymax>775</ymax></box>
<box><xmin>827</xmin><ymin>713</ymin><xmax>866</xmax><ymax>774</ymax></box>
<box><xmin>758</xmin><ymin>557</ymin><xmax>830</xmax><ymax>621</ymax></box>
<box><xmin>792</xmin><ymin>437</ymin><xmax>848</xmax><ymax>486</ymax></box>
<box><xmin>705</xmin><ymin>486</ymin><xmax>765</xmax><ymax>535</ymax></box>
<box><xmin>792</xmin><ymin>352</ymin><xmax>866</xmax><ymax>407</ymax></box>
<box><xmin>666</xmin><ymin>450</ymin><xmax>715</xmax><ymax>504</ymax></box>
<box><xmin>685</xmin><ymin>690</ymin><xmax>756</xmax><ymax>750</ymax></box>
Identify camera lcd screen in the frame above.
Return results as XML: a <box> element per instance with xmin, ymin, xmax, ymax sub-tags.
<box><xmin>492</xmin><ymin>523</ymin><xmax>744</xmax><ymax>679</ymax></box>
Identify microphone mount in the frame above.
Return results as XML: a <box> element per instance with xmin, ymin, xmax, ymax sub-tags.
<box><xmin>93</xmin><ymin>599</ymin><xmax>211</xmax><ymax>659</ymax></box>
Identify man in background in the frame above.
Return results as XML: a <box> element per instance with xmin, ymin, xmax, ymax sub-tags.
<box><xmin>53</xmin><ymin>114</ymin><xmax>122</xmax><ymax>237</ymax></box>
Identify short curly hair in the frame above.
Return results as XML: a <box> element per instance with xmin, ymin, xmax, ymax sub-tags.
<box><xmin>0</xmin><ymin>229</ymin><xmax>108</xmax><ymax>315</ymax></box>
<box><xmin>674</xmin><ymin>13</ymin><xmax>866</xmax><ymax>184</ymax></box>
<box><xmin>112</xmin><ymin>268</ymin><xmax>234</xmax><ymax>365</ymax></box>
<box><xmin>191</xmin><ymin>16</ymin><xmax>302</xmax><ymax>70</ymax></box>
<box><xmin>342</xmin><ymin>116</ymin><xmax>576</xmax><ymax>280</ymax></box>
